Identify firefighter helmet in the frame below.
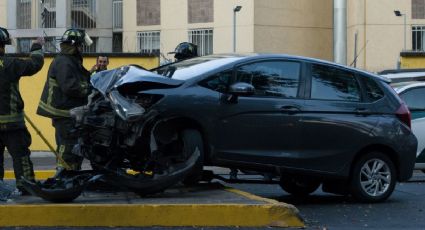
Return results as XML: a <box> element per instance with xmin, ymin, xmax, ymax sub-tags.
<box><xmin>61</xmin><ymin>28</ymin><xmax>86</xmax><ymax>45</ymax></box>
<box><xmin>0</xmin><ymin>27</ymin><xmax>11</xmax><ymax>45</ymax></box>
<box><xmin>173</xmin><ymin>42</ymin><xmax>198</xmax><ymax>61</ymax></box>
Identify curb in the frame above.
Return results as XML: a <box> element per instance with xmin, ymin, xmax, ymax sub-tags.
<box><xmin>1</xmin><ymin>170</ymin><xmax>305</xmax><ymax>228</ymax></box>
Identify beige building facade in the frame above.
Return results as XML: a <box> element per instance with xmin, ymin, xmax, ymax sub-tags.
<box><xmin>1</xmin><ymin>0</ymin><xmax>425</xmax><ymax>72</ymax></box>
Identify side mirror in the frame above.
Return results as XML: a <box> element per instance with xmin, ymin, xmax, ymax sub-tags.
<box><xmin>228</xmin><ymin>82</ymin><xmax>255</xmax><ymax>96</ymax></box>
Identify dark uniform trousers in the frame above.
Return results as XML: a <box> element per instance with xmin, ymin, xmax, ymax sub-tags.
<box><xmin>0</xmin><ymin>127</ymin><xmax>35</xmax><ymax>188</ymax></box>
<box><xmin>53</xmin><ymin>118</ymin><xmax>83</xmax><ymax>170</ymax></box>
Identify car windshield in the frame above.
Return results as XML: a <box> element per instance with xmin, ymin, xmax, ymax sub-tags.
<box><xmin>152</xmin><ymin>55</ymin><xmax>243</xmax><ymax>80</ymax></box>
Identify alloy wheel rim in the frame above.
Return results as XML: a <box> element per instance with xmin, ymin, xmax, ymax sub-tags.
<box><xmin>359</xmin><ymin>158</ymin><xmax>391</xmax><ymax>197</ymax></box>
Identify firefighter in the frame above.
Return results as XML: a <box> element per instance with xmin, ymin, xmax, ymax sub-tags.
<box><xmin>0</xmin><ymin>27</ymin><xmax>44</xmax><ymax>194</ymax></box>
<box><xmin>37</xmin><ymin>28</ymin><xmax>92</xmax><ymax>173</ymax></box>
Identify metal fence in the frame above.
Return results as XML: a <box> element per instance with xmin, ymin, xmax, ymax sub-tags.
<box><xmin>137</xmin><ymin>31</ymin><xmax>160</xmax><ymax>54</ymax></box>
<box><xmin>113</xmin><ymin>0</ymin><xmax>123</xmax><ymax>29</ymax></box>
<box><xmin>17</xmin><ymin>0</ymin><xmax>32</xmax><ymax>29</ymax></box>
<box><xmin>188</xmin><ymin>29</ymin><xmax>213</xmax><ymax>56</ymax></box>
<box><xmin>71</xmin><ymin>0</ymin><xmax>97</xmax><ymax>28</ymax></box>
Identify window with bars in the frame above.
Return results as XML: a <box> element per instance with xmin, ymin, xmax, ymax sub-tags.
<box><xmin>137</xmin><ymin>31</ymin><xmax>160</xmax><ymax>54</ymax></box>
<box><xmin>17</xmin><ymin>0</ymin><xmax>32</xmax><ymax>29</ymax></box>
<box><xmin>71</xmin><ymin>0</ymin><xmax>97</xmax><ymax>28</ymax></box>
<box><xmin>44</xmin><ymin>37</ymin><xmax>59</xmax><ymax>53</ymax></box>
<box><xmin>113</xmin><ymin>0</ymin><xmax>123</xmax><ymax>29</ymax></box>
<box><xmin>188</xmin><ymin>29</ymin><xmax>213</xmax><ymax>56</ymax></box>
<box><xmin>41</xmin><ymin>0</ymin><xmax>57</xmax><ymax>28</ymax></box>
<box><xmin>17</xmin><ymin>38</ymin><xmax>32</xmax><ymax>53</ymax></box>
<box><xmin>412</xmin><ymin>26</ymin><xmax>425</xmax><ymax>51</ymax></box>
<box><xmin>82</xmin><ymin>37</ymin><xmax>98</xmax><ymax>53</ymax></box>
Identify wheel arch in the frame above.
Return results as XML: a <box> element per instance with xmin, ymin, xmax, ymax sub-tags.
<box><xmin>351</xmin><ymin>144</ymin><xmax>401</xmax><ymax>181</ymax></box>
<box><xmin>151</xmin><ymin>116</ymin><xmax>211</xmax><ymax>164</ymax></box>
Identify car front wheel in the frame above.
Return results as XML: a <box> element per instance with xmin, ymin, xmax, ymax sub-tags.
<box><xmin>180</xmin><ymin>129</ymin><xmax>204</xmax><ymax>186</ymax></box>
<box><xmin>350</xmin><ymin>152</ymin><xmax>396</xmax><ymax>203</ymax></box>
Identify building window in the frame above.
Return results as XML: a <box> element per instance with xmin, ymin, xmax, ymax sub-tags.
<box><xmin>412</xmin><ymin>26</ymin><xmax>425</xmax><ymax>51</ymax></box>
<box><xmin>44</xmin><ymin>37</ymin><xmax>59</xmax><ymax>53</ymax></box>
<box><xmin>71</xmin><ymin>0</ymin><xmax>97</xmax><ymax>28</ymax></box>
<box><xmin>137</xmin><ymin>0</ymin><xmax>160</xmax><ymax>26</ymax></box>
<box><xmin>17</xmin><ymin>0</ymin><xmax>32</xmax><ymax>29</ymax></box>
<box><xmin>188</xmin><ymin>29</ymin><xmax>213</xmax><ymax>56</ymax></box>
<box><xmin>41</xmin><ymin>0</ymin><xmax>57</xmax><ymax>28</ymax></box>
<box><xmin>413</xmin><ymin>0</ymin><xmax>425</xmax><ymax>19</ymax></box>
<box><xmin>137</xmin><ymin>31</ymin><xmax>160</xmax><ymax>54</ymax></box>
<box><xmin>113</xmin><ymin>0</ymin><xmax>123</xmax><ymax>29</ymax></box>
<box><xmin>188</xmin><ymin>0</ymin><xmax>213</xmax><ymax>24</ymax></box>
<box><xmin>17</xmin><ymin>38</ymin><xmax>32</xmax><ymax>53</ymax></box>
<box><xmin>82</xmin><ymin>37</ymin><xmax>98</xmax><ymax>53</ymax></box>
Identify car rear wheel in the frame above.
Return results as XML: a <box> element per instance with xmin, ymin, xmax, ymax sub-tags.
<box><xmin>279</xmin><ymin>177</ymin><xmax>320</xmax><ymax>196</ymax></box>
<box><xmin>350</xmin><ymin>152</ymin><xmax>396</xmax><ymax>203</ymax></box>
<box><xmin>180</xmin><ymin>129</ymin><xmax>204</xmax><ymax>186</ymax></box>
<box><xmin>422</xmin><ymin>170</ymin><xmax>425</xmax><ymax>174</ymax></box>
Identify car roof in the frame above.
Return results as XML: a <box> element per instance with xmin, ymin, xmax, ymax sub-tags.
<box><xmin>391</xmin><ymin>81</ymin><xmax>425</xmax><ymax>93</ymax></box>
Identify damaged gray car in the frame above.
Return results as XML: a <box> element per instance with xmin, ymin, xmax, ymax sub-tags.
<box><xmin>23</xmin><ymin>54</ymin><xmax>417</xmax><ymax>203</ymax></box>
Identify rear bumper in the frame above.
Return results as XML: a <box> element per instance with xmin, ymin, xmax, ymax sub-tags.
<box><xmin>397</xmin><ymin>133</ymin><xmax>418</xmax><ymax>181</ymax></box>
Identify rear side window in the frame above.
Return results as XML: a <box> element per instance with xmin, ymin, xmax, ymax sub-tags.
<box><xmin>361</xmin><ymin>77</ymin><xmax>384</xmax><ymax>101</ymax></box>
<box><xmin>310</xmin><ymin>64</ymin><xmax>361</xmax><ymax>102</ymax></box>
<box><xmin>400</xmin><ymin>87</ymin><xmax>425</xmax><ymax>110</ymax></box>
<box><xmin>235</xmin><ymin>61</ymin><xmax>301</xmax><ymax>98</ymax></box>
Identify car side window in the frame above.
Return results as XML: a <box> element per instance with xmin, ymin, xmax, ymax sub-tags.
<box><xmin>235</xmin><ymin>61</ymin><xmax>301</xmax><ymax>98</ymax></box>
<box><xmin>400</xmin><ymin>87</ymin><xmax>425</xmax><ymax>110</ymax></box>
<box><xmin>361</xmin><ymin>77</ymin><xmax>384</xmax><ymax>101</ymax></box>
<box><xmin>311</xmin><ymin>64</ymin><xmax>361</xmax><ymax>102</ymax></box>
<box><xmin>199</xmin><ymin>70</ymin><xmax>233</xmax><ymax>93</ymax></box>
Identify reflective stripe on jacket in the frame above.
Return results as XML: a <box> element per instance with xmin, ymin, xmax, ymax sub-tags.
<box><xmin>0</xmin><ymin>47</ymin><xmax>44</xmax><ymax>129</ymax></box>
<box><xmin>37</xmin><ymin>54</ymin><xmax>90</xmax><ymax>118</ymax></box>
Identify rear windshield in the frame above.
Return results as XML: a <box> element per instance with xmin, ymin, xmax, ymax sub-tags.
<box><xmin>152</xmin><ymin>56</ymin><xmax>242</xmax><ymax>80</ymax></box>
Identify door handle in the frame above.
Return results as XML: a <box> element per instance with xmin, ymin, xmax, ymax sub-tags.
<box><xmin>280</xmin><ymin>106</ymin><xmax>300</xmax><ymax>114</ymax></box>
<box><xmin>355</xmin><ymin>108</ymin><xmax>371</xmax><ymax>115</ymax></box>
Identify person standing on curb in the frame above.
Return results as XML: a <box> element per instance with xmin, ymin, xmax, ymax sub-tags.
<box><xmin>37</xmin><ymin>28</ymin><xmax>92</xmax><ymax>174</ymax></box>
<box><xmin>0</xmin><ymin>27</ymin><xmax>44</xmax><ymax>195</ymax></box>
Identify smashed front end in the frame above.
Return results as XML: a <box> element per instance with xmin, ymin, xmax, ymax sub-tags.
<box><xmin>23</xmin><ymin>66</ymin><xmax>199</xmax><ymax>202</ymax></box>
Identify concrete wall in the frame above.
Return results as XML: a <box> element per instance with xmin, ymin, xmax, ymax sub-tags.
<box><xmin>123</xmin><ymin>0</ymin><xmax>254</xmax><ymax>59</ymax></box>
<box><xmin>253</xmin><ymin>0</ymin><xmax>333</xmax><ymax>60</ymax></box>
<box><xmin>347</xmin><ymin>0</ymin><xmax>415</xmax><ymax>72</ymax></box>
<box><xmin>19</xmin><ymin>55</ymin><xmax>159</xmax><ymax>151</ymax></box>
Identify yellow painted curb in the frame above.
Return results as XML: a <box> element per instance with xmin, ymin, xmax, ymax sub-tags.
<box><xmin>2</xmin><ymin>171</ymin><xmax>305</xmax><ymax>227</ymax></box>
<box><xmin>0</xmin><ymin>204</ymin><xmax>304</xmax><ymax>227</ymax></box>
<box><xmin>4</xmin><ymin>170</ymin><xmax>55</xmax><ymax>180</ymax></box>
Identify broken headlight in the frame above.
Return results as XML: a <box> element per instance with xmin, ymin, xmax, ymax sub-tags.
<box><xmin>108</xmin><ymin>90</ymin><xmax>145</xmax><ymax>122</ymax></box>
<box><xmin>135</xmin><ymin>94</ymin><xmax>163</xmax><ymax>109</ymax></box>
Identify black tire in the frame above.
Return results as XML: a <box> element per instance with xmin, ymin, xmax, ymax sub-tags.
<box><xmin>180</xmin><ymin>129</ymin><xmax>204</xmax><ymax>186</ymax></box>
<box><xmin>350</xmin><ymin>152</ymin><xmax>396</xmax><ymax>203</ymax></box>
<box><xmin>422</xmin><ymin>170</ymin><xmax>425</xmax><ymax>174</ymax></box>
<box><xmin>279</xmin><ymin>177</ymin><xmax>320</xmax><ymax>196</ymax></box>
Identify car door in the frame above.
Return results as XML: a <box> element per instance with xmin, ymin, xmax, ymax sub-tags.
<box><xmin>297</xmin><ymin>63</ymin><xmax>379</xmax><ymax>173</ymax></box>
<box><xmin>398</xmin><ymin>86</ymin><xmax>425</xmax><ymax>165</ymax></box>
<box><xmin>212</xmin><ymin>59</ymin><xmax>306</xmax><ymax>165</ymax></box>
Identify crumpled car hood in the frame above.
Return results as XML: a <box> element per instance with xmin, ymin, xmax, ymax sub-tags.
<box><xmin>91</xmin><ymin>66</ymin><xmax>184</xmax><ymax>95</ymax></box>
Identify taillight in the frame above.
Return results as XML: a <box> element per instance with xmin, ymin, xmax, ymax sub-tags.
<box><xmin>395</xmin><ymin>103</ymin><xmax>411</xmax><ymax>129</ymax></box>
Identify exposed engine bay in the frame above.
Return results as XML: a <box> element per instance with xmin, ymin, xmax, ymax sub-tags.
<box><xmin>22</xmin><ymin>66</ymin><xmax>201</xmax><ymax>202</ymax></box>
